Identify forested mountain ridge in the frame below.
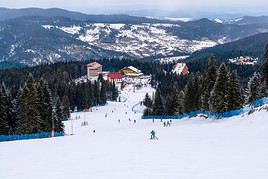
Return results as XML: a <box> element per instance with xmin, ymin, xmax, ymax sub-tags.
<box><xmin>1</xmin><ymin>8</ymin><xmax>268</xmax><ymax>69</ymax></box>
<box><xmin>187</xmin><ymin>32</ymin><xmax>268</xmax><ymax>62</ymax></box>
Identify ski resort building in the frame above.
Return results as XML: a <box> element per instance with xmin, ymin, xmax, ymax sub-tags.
<box><xmin>172</xmin><ymin>63</ymin><xmax>189</xmax><ymax>76</ymax></box>
<box><xmin>87</xmin><ymin>62</ymin><xmax>102</xmax><ymax>81</ymax></box>
<box><xmin>107</xmin><ymin>72</ymin><xmax>124</xmax><ymax>83</ymax></box>
<box><xmin>228</xmin><ymin>56</ymin><xmax>258</xmax><ymax>65</ymax></box>
<box><xmin>119</xmin><ymin>66</ymin><xmax>143</xmax><ymax>77</ymax></box>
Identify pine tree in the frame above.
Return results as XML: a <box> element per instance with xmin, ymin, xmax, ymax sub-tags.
<box><xmin>143</xmin><ymin>107</ymin><xmax>153</xmax><ymax>116</ymax></box>
<box><xmin>176</xmin><ymin>91</ymin><xmax>184</xmax><ymax>115</ymax></box>
<box><xmin>0</xmin><ymin>84</ymin><xmax>9</xmax><ymax>134</ymax></box>
<box><xmin>17</xmin><ymin>74</ymin><xmax>42</xmax><ymax>134</ymax></box>
<box><xmin>183</xmin><ymin>75</ymin><xmax>196</xmax><ymax>113</ymax></box>
<box><xmin>37</xmin><ymin>79</ymin><xmax>53</xmax><ymax>132</ymax></box>
<box><xmin>226</xmin><ymin>71</ymin><xmax>243</xmax><ymax>111</ymax></box>
<box><xmin>164</xmin><ymin>87</ymin><xmax>181</xmax><ymax>115</ymax></box>
<box><xmin>192</xmin><ymin>74</ymin><xmax>202</xmax><ymax>111</ymax></box>
<box><xmin>209</xmin><ymin>63</ymin><xmax>228</xmax><ymax>113</ymax></box>
<box><xmin>2</xmin><ymin>84</ymin><xmax>16</xmax><ymax>134</ymax></box>
<box><xmin>261</xmin><ymin>45</ymin><xmax>268</xmax><ymax>88</ymax></box>
<box><xmin>201</xmin><ymin>57</ymin><xmax>217</xmax><ymax>110</ymax></box>
<box><xmin>143</xmin><ymin>93</ymin><xmax>152</xmax><ymax>108</ymax></box>
<box><xmin>246</xmin><ymin>73</ymin><xmax>261</xmax><ymax>105</ymax></box>
<box><xmin>258</xmin><ymin>81</ymin><xmax>267</xmax><ymax>98</ymax></box>
<box><xmin>111</xmin><ymin>81</ymin><xmax>118</xmax><ymax>101</ymax></box>
<box><xmin>14</xmin><ymin>87</ymin><xmax>23</xmax><ymax>134</ymax></box>
<box><xmin>100</xmin><ymin>81</ymin><xmax>107</xmax><ymax>105</ymax></box>
<box><xmin>61</xmin><ymin>95</ymin><xmax>70</xmax><ymax>119</ymax></box>
<box><xmin>93</xmin><ymin>81</ymin><xmax>100</xmax><ymax>105</ymax></box>
<box><xmin>152</xmin><ymin>89</ymin><xmax>164</xmax><ymax>115</ymax></box>
<box><xmin>54</xmin><ymin>97</ymin><xmax>64</xmax><ymax>132</ymax></box>
<box><xmin>164</xmin><ymin>96</ymin><xmax>174</xmax><ymax>115</ymax></box>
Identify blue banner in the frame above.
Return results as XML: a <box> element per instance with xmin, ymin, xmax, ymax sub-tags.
<box><xmin>0</xmin><ymin>132</ymin><xmax>65</xmax><ymax>142</ymax></box>
<box><xmin>142</xmin><ymin>97</ymin><xmax>268</xmax><ymax>120</ymax></box>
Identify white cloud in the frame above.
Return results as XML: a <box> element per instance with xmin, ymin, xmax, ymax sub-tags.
<box><xmin>0</xmin><ymin>0</ymin><xmax>267</xmax><ymax>14</ymax></box>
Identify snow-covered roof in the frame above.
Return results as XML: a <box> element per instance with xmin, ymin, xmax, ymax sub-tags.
<box><xmin>127</xmin><ymin>66</ymin><xmax>141</xmax><ymax>73</ymax></box>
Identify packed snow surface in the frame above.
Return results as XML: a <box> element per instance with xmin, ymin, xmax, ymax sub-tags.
<box><xmin>1</xmin><ymin>85</ymin><xmax>268</xmax><ymax>179</ymax></box>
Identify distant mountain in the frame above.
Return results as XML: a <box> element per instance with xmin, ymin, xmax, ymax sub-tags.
<box><xmin>0</xmin><ymin>18</ymin><xmax>131</xmax><ymax>67</ymax></box>
<box><xmin>0</xmin><ymin>7</ymin><xmax>91</xmax><ymax>21</ymax></box>
<box><xmin>230</xmin><ymin>16</ymin><xmax>268</xmax><ymax>25</ymax></box>
<box><xmin>187</xmin><ymin>32</ymin><xmax>268</xmax><ymax>62</ymax></box>
<box><xmin>166</xmin><ymin>18</ymin><xmax>268</xmax><ymax>41</ymax></box>
<box><xmin>41</xmin><ymin>17</ymin><xmax>268</xmax><ymax>58</ymax></box>
<box><xmin>0</xmin><ymin>7</ymin><xmax>178</xmax><ymax>24</ymax></box>
<box><xmin>1</xmin><ymin>8</ymin><xmax>268</xmax><ymax>69</ymax></box>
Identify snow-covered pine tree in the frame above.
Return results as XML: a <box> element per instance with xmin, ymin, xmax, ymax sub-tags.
<box><xmin>209</xmin><ymin>63</ymin><xmax>228</xmax><ymax>113</ymax></box>
<box><xmin>258</xmin><ymin>81</ymin><xmax>267</xmax><ymax>98</ymax></box>
<box><xmin>201</xmin><ymin>57</ymin><xmax>217</xmax><ymax>111</ymax></box>
<box><xmin>246</xmin><ymin>73</ymin><xmax>261</xmax><ymax>105</ymax></box>
<box><xmin>226</xmin><ymin>71</ymin><xmax>243</xmax><ymax>111</ymax></box>
<box><xmin>3</xmin><ymin>83</ymin><xmax>17</xmax><ymax>134</ymax></box>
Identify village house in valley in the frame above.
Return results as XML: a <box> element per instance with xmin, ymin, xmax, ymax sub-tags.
<box><xmin>107</xmin><ymin>72</ymin><xmax>124</xmax><ymax>83</ymax></box>
<box><xmin>87</xmin><ymin>62</ymin><xmax>102</xmax><ymax>81</ymax></box>
<box><xmin>119</xmin><ymin>66</ymin><xmax>143</xmax><ymax>77</ymax></box>
<box><xmin>85</xmin><ymin>63</ymin><xmax>147</xmax><ymax>86</ymax></box>
<box><xmin>172</xmin><ymin>63</ymin><xmax>189</xmax><ymax>76</ymax></box>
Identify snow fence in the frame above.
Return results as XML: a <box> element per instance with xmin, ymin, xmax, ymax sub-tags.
<box><xmin>0</xmin><ymin>132</ymin><xmax>65</xmax><ymax>142</ymax></box>
<box><xmin>142</xmin><ymin>97</ymin><xmax>268</xmax><ymax>120</ymax></box>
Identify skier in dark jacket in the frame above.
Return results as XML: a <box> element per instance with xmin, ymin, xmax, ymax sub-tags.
<box><xmin>150</xmin><ymin>130</ymin><xmax>156</xmax><ymax>139</ymax></box>
<box><xmin>167</xmin><ymin>121</ymin><xmax>170</xmax><ymax>127</ymax></box>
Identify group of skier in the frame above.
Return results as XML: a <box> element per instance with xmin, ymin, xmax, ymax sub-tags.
<box><xmin>163</xmin><ymin>120</ymin><xmax>172</xmax><ymax>127</ymax></box>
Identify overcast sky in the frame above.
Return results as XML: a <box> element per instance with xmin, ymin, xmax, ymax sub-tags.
<box><xmin>0</xmin><ymin>0</ymin><xmax>267</xmax><ymax>15</ymax></box>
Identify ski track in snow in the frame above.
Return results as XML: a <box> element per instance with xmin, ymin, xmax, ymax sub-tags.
<box><xmin>1</xmin><ymin>85</ymin><xmax>268</xmax><ymax>179</ymax></box>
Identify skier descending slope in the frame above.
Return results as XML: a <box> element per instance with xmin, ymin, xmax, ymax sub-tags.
<box><xmin>150</xmin><ymin>130</ymin><xmax>158</xmax><ymax>140</ymax></box>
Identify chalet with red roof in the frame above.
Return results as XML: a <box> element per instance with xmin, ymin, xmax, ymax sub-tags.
<box><xmin>172</xmin><ymin>63</ymin><xmax>189</xmax><ymax>76</ymax></box>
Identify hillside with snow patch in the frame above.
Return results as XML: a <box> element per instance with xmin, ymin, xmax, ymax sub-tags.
<box><xmin>49</xmin><ymin>23</ymin><xmax>218</xmax><ymax>58</ymax></box>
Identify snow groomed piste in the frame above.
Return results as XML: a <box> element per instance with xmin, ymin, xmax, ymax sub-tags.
<box><xmin>142</xmin><ymin>97</ymin><xmax>268</xmax><ymax>120</ymax></box>
<box><xmin>2</xmin><ymin>85</ymin><xmax>268</xmax><ymax>179</ymax></box>
<box><xmin>1</xmin><ymin>95</ymin><xmax>267</xmax><ymax>143</ymax></box>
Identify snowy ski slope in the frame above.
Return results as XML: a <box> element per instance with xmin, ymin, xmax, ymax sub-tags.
<box><xmin>1</xmin><ymin>85</ymin><xmax>268</xmax><ymax>179</ymax></box>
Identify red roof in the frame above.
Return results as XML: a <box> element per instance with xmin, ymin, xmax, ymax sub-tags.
<box><xmin>108</xmin><ymin>73</ymin><xmax>124</xmax><ymax>79</ymax></box>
